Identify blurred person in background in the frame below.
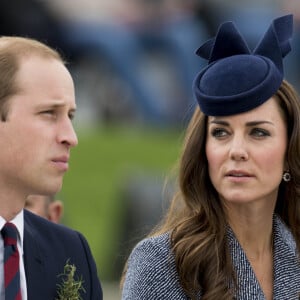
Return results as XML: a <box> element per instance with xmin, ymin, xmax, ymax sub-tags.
<box><xmin>280</xmin><ymin>0</ymin><xmax>300</xmax><ymax>88</ymax></box>
<box><xmin>0</xmin><ymin>0</ymin><xmax>63</xmax><ymax>51</ymax></box>
<box><xmin>25</xmin><ymin>195</ymin><xmax>63</xmax><ymax>224</ymax></box>
<box><xmin>200</xmin><ymin>0</ymin><xmax>281</xmax><ymax>35</ymax></box>
<box><xmin>121</xmin><ymin>15</ymin><xmax>300</xmax><ymax>299</ymax></box>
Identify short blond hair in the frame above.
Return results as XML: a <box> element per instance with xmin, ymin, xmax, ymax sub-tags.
<box><xmin>0</xmin><ymin>36</ymin><xmax>64</xmax><ymax>120</ymax></box>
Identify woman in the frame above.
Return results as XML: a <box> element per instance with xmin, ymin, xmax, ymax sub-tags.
<box><xmin>121</xmin><ymin>14</ymin><xmax>300</xmax><ymax>299</ymax></box>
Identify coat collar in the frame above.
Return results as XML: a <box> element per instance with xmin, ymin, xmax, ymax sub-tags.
<box><xmin>227</xmin><ymin>215</ymin><xmax>300</xmax><ymax>299</ymax></box>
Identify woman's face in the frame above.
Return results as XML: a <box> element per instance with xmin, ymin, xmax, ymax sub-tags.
<box><xmin>205</xmin><ymin>97</ymin><xmax>288</xmax><ymax>206</ymax></box>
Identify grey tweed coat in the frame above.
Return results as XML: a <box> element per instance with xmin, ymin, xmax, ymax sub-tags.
<box><xmin>122</xmin><ymin>215</ymin><xmax>300</xmax><ymax>299</ymax></box>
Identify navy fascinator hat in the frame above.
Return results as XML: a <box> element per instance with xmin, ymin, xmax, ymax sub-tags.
<box><xmin>193</xmin><ymin>14</ymin><xmax>293</xmax><ymax>116</ymax></box>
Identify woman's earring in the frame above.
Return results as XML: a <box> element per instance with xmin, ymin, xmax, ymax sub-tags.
<box><xmin>282</xmin><ymin>171</ymin><xmax>291</xmax><ymax>182</ymax></box>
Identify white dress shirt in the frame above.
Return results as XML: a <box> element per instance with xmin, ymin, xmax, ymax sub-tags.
<box><xmin>0</xmin><ymin>211</ymin><xmax>27</xmax><ymax>300</ymax></box>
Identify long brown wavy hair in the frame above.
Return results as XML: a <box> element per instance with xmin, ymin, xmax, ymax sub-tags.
<box><xmin>122</xmin><ymin>80</ymin><xmax>300</xmax><ymax>299</ymax></box>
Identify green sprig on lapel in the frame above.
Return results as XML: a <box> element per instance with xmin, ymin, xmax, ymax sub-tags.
<box><xmin>56</xmin><ymin>259</ymin><xmax>86</xmax><ymax>300</ymax></box>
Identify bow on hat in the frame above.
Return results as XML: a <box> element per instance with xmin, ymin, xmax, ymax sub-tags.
<box><xmin>193</xmin><ymin>14</ymin><xmax>293</xmax><ymax>116</ymax></box>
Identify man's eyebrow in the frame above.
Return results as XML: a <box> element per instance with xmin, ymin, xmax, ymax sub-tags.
<box><xmin>36</xmin><ymin>102</ymin><xmax>76</xmax><ymax>110</ymax></box>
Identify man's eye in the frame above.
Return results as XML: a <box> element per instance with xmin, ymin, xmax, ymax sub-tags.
<box><xmin>42</xmin><ymin>110</ymin><xmax>55</xmax><ymax>115</ymax></box>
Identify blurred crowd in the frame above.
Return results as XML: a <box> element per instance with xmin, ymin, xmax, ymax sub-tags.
<box><xmin>1</xmin><ymin>0</ymin><xmax>299</xmax><ymax>128</ymax></box>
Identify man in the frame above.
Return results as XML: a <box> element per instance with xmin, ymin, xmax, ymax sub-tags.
<box><xmin>0</xmin><ymin>36</ymin><xmax>102</xmax><ymax>299</ymax></box>
<box><xmin>25</xmin><ymin>195</ymin><xmax>63</xmax><ymax>224</ymax></box>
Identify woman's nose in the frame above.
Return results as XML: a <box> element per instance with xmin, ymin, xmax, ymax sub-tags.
<box><xmin>229</xmin><ymin>137</ymin><xmax>248</xmax><ymax>161</ymax></box>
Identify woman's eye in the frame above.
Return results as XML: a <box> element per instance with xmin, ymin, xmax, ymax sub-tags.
<box><xmin>211</xmin><ymin>128</ymin><xmax>229</xmax><ymax>138</ymax></box>
<box><xmin>250</xmin><ymin>128</ymin><xmax>270</xmax><ymax>137</ymax></box>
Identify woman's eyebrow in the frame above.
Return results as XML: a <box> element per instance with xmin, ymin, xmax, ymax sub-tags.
<box><xmin>208</xmin><ymin>120</ymin><xmax>229</xmax><ymax>126</ymax></box>
<box><xmin>245</xmin><ymin>120</ymin><xmax>274</xmax><ymax>127</ymax></box>
<box><xmin>208</xmin><ymin>120</ymin><xmax>274</xmax><ymax>126</ymax></box>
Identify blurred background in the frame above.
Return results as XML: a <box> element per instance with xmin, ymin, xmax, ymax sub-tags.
<box><xmin>1</xmin><ymin>0</ymin><xmax>299</xmax><ymax>298</ymax></box>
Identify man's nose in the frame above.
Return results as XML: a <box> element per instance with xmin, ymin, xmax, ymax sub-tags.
<box><xmin>57</xmin><ymin>119</ymin><xmax>78</xmax><ymax>147</ymax></box>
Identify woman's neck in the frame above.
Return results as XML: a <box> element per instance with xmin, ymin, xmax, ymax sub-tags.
<box><xmin>224</xmin><ymin>201</ymin><xmax>275</xmax><ymax>300</ymax></box>
<box><xmin>226</xmin><ymin>204</ymin><xmax>274</xmax><ymax>258</ymax></box>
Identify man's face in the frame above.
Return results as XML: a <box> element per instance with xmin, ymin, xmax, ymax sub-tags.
<box><xmin>0</xmin><ymin>56</ymin><xmax>78</xmax><ymax>196</ymax></box>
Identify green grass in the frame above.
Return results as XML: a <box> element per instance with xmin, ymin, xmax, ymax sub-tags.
<box><xmin>59</xmin><ymin>125</ymin><xmax>182</xmax><ymax>280</ymax></box>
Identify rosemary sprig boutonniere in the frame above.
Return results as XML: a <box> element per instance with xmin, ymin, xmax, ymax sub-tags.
<box><xmin>56</xmin><ymin>260</ymin><xmax>86</xmax><ymax>300</ymax></box>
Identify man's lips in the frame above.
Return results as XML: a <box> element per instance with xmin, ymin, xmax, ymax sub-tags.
<box><xmin>52</xmin><ymin>156</ymin><xmax>69</xmax><ymax>171</ymax></box>
<box><xmin>52</xmin><ymin>156</ymin><xmax>69</xmax><ymax>163</ymax></box>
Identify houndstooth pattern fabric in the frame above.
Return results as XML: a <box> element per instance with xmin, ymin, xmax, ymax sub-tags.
<box><xmin>122</xmin><ymin>215</ymin><xmax>300</xmax><ymax>299</ymax></box>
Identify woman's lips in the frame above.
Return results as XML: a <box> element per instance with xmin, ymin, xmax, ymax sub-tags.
<box><xmin>225</xmin><ymin>170</ymin><xmax>253</xmax><ymax>182</ymax></box>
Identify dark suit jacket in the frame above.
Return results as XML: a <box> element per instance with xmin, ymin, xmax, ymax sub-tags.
<box><xmin>23</xmin><ymin>209</ymin><xmax>102</xmax><ymax>299</ymax></box>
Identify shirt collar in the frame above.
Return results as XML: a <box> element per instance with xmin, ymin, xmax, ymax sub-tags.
<box><xmin>0</xmin><ymin>210</ymin><xmax>24</xmax><ymax>249</ymax></box>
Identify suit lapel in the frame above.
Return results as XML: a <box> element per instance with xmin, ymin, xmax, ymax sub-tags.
<box><xmin>23</xmin><ymin>213</ymin><xmax>46</xmax><ymax>299</ymax></box>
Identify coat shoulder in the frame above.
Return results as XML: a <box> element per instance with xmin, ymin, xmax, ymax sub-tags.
<box><xmin>122</xmin><ymin>232</ymin><xmax>188</xmax><ymax>299</ymax></box>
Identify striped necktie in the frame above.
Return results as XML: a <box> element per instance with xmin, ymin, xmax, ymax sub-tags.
<box><xmin>1</xmin><ymin>222</ymin><xmax>22</xmax><ymax>300</ymax></box>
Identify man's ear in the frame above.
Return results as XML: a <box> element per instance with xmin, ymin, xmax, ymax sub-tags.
<box><xmin>48</xmin><ymin>200</ymin><xmax>64</xmax><ymax>224</ymax></box>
